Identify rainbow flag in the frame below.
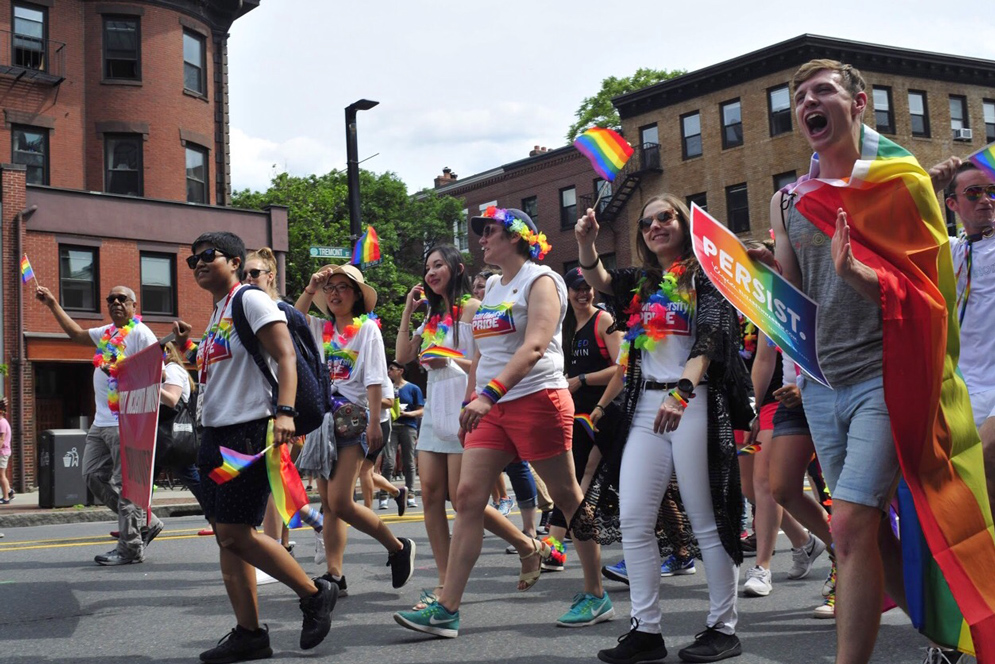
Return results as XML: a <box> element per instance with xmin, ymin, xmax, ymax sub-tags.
<box><xmin>208</xmin><ymin>445</ymin><xmax>270</xmax><ymax>484</ymax></box>
<box><xmin>574</xmin><ymin>413</ymin><xmax>596</xmax><ymax>441</ymax></box>
<box><xmin>266</xmin><ymin>440</ymin><xmax>309</xmax><ymax>527</ymax></box>
<box><xmin>20</xmin><ymin>255</ymin><xmax>34</xmax><ymax>284</ymax></box>
<box><xmin>573</xmin><ymin>127</ymin><xmax>634</xmax><ymax>182</ymax></box>
<box><xmin>737</xmin><ymin>443</ymin><xmax>761</xmax><ymax>456</ymax></box>
<box><xmin>967</xmin><ymin>142</ymin><xmax>995</xmax><ymax>182</ymax></box>
<box><xmin>419</xmin><ymin>345</ymin><xmax>464</xmax><ymax>361</ymax></box>
<box><xmin>790</xmin><ymin>125</ymin><xmax>995</xmax><ymax>658</ymax></box>
<box><xmin>351</xmin><ymin>225</ymin><xmax>381</xmax><ymax>267</ymax></box>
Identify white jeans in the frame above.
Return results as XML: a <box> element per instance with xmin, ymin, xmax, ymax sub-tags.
<box><xmin>619</xmin><ymin>386</ymin><xmax>738</xmax><ymax>634</ymax></box>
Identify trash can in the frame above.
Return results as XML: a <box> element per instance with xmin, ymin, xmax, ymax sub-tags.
<box><xmin>38</xmin><ymin>429</ymin><xmax>90</xmax><ymax>508</ymax></box>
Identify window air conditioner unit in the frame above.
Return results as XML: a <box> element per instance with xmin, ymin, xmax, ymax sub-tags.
<box><xmin>953</xmin><ymin>128</ymin><xmax>973</xmax><ymax>141</ymax></box>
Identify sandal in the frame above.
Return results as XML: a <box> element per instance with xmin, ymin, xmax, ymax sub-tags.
<box><xmin>411</xmin><ymin>586</ymin><xmax>442</xmax><ymax>611</ymax></box>
<box><xmin>518</xmin><ymin>538</ymin><xmax>552</xmax><ymax>592</ymax></box>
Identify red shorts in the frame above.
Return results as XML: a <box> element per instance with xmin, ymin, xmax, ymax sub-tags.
<box><xmin>759</xmin><ymin>401</ymin><xmax>778</xmax><ymax>432</ymax></box>
<box><xmin>464</xmin><ymin>388</ymin><xmax>574</xmax><ymax>462</ymax></box>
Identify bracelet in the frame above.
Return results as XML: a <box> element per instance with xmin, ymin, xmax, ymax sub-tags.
<box><xmin>668</xmin><ymin>389</ymin><xmax>689</xmax><ymax>409</ymax></box>
<box><xmin>276</xmin><ymin>404</ymin><xmax>299</xmax><ymax>418</ymax></box>
<box><xmin>578</xmin><ymin>254</ymin><xmax>601</xmax><ymax>270</ymax></box>
<box><xmin>305</xmin><ymin>288</ymin><xmax>317</xmax><ymax>295</ymax></box>
<box><xmin>479</xmin><ymin>379</ymin><xmax>508</xmax><ymax>405</ymax></box>
<box><xmin>184</xmin><ymin>339</ymin><xmax>198</xmax><ymax>352</ymax></box>
<box><xmin>593</xmin><ymin>404</ymin><xmax>605</xmax><ymax>414</ymax></box>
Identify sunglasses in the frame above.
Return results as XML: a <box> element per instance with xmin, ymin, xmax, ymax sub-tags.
<box><xmin>960</xmin><ymin>184</ymin><xmax>995</xmax><ymax>202</ymax></box>
<box><xmin>186</xmin><ymin>248</ymin><xmax>227</xmax><ymax>269</ymax></box>
<box><xmin>638</xmin><ymin>210</ymin><xmax>680</xmax><ymax>230</ymax></box>
<box><xmin>106</xmin><ymin>294</ymin><xmax>132</xmax><ymax>305</ymax></box>
<box><xmin>480</xmin><ymin>224</ymin><xmax>503</xmax><ymax>238</ymax></box>
<box><xmin>322</xmin><ymin>282</ymin><xmax>356</xmax><ymax>295</ymax></box>
<box><xmin>243</xmin><ymin>268</ymin><xmax>271</xmax><ymax>280</ymax></box>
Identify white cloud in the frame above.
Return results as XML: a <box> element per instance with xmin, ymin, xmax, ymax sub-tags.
<box><xmin>229</xmin><ymin>128</ymin><xmax>342</xmax><ymax>192</ymax></box>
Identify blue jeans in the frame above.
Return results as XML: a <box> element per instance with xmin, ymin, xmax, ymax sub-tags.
<box><xmin>800</xmin><ymin>375</ymin><xmax>899</xmax><ymax>511</ymax></box>
<box><xmin>503</xmin><ymin>461</ymin><xmax>537</xmax><ymax>509</ymax></box>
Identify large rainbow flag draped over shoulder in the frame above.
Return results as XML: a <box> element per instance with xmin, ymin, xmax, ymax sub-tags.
<box><xmin>790</xmin><ymin>126</ymin><xmax>995</xmax><ymax>658</ymax></box>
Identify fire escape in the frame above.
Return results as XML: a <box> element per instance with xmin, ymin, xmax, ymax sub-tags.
<box><xmin>579</xmin><ymin>141</ymin><xmax>662</xmax><ymax>223</ymax></box>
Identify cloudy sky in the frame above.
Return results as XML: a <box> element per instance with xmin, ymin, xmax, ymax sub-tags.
<box><xmin>226</xmin><ymin>1</ymin><xmax>995</xmax><ymax>194</ymax></box>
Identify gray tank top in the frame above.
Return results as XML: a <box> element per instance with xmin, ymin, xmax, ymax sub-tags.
<box><xmin>783</xmin><ymin>195</ymin><xmax>882</xmax><ymax>386</ymax></box>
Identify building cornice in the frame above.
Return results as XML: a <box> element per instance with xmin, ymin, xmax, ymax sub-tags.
<box><xmin>433</xmin><ymin>144</ymin><xmax>584</xmax><ymax>197</ymax></box>
<box><xmin>84</xmin><ymin>0</ymin><xmax>260</xmax><ymax>33</ymax></box>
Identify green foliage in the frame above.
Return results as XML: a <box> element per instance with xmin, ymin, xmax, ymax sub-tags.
<box><xmin>566</xmin><ymin>67</ymin><xmax>686</xmax><ymax>142</ymax></box>
<box><xmin>232</xmin><ymin>170</ymin><xmax>467</xmax><ymax>352</ymax></box>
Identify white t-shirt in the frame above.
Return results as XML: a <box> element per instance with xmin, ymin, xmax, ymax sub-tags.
<box><xmin>89</xmin><ymin>321</ymin><xmax>158</xmax><ymax>427</ymax></box>
<box><xmin>472</xmin><ymin>262</ymin><xmax>568</xmax><ymax>401</ymax></box>
<box><xmin>197</xmin><ymin>285</ymin><xmax>286</xmax><ymax>427</ymax></box>
<box><xmin>951</xmin><ymin>234</ymin><xmax>995</xmax><ymax>393</ymax></box>
<box><xmin>163</xmin><ymin>362</ymin><xmax>192</xmax><ymax>403</ymax></box>
<box><xmin>633</xmin><ymin>278</ymin><xmax>697</xmax><ymax>383</ymax></box>
<box><xmin>307</xmin><ymin>315</ymin><xmax>388</xmax><ymax>409</ymax></box>
<box><xmin>380</xmin><ymin>376</ymin><xmax>394</xmax><ymax>423</ymax></box>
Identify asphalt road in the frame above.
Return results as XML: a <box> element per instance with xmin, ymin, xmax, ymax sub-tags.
<box><xmin>0</xmin><ymin>510</ymin><xmax>927</xmax><ymax>664</ymax></box>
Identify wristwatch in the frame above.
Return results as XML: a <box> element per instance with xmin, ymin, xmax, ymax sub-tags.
<box><xmin>275</xmin><ymin>404</ymin><xmax>298</xmax><ymax>418</ymax></box>
<box><xmin>579</xmin><ymin>373</ymin><xmax>588</xmax><ymax>387</ymax></box>
<box><xmin>677</xmin><ymin>379</ymin><xmax>695</xmax><ymax>397</ymax></box>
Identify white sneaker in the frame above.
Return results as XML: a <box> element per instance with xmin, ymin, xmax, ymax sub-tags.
<box><xmin>407</xmin><ymin>495</ymin><xmax>417</xmax><ymax>508</ymax></box>
<box><xmin>314</xmin><ymin>533</ymin><xmax>326</xmax><ymax>565</ymax></box>
<box><xmin>378</xmin><ymin>497</ymin><xmax>389</xmax><ymax>510</ymax></box>
<box><xmin>743</xmin><ymin>565</ymin><xmax>772</xmax><ymax>597</ymax></box>
<box><xmin>255</xmin><ymin>568</ymin><xmax>278</xmax><ymax>585</ymax></box>
<box><xmin>788</xmin><ymin>534</ymin><xmax>826</xmax><ymax>579</ymax></box>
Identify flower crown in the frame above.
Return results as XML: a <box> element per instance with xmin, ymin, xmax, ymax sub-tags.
<box><xmin>482</xmin><ymin>206</ymin><xmax>552</xmax><ymax>260</ymax></box>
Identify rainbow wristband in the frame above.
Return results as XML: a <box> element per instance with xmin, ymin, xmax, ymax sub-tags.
<box><xmin>669</xmin><ymin>389</ymin><xmax>689</xmax><ymax>409</ymax></box>
<box><xmin>479</xmin><ymin>379</ymin><xmax>508</xmax><ymax>405</ymax></box>
<box><xmin>184</xmin><ymin>339</ymin><xmax>198</xmax><ymax>353</ymax></box>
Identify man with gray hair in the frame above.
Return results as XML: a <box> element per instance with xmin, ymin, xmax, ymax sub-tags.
<box><xmin>36</xmin><ymin>284</ymin><xmax>161</xmax><ymax>565</ymax></box>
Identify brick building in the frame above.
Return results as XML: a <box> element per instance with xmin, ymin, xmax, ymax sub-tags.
<box><xmin>0</xmin><ymin>1</ymin><xmax>288</xmax><ymax>491</ymax></box>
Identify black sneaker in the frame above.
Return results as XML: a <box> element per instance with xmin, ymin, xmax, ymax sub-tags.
<box><xmin>95</xmin><ymin>549</ymin><xmax>143</xmax><ymax>566</ymax></box>
<box><xmin>319</xmin><ymin>572</ymin><xmax>348</xmax><ymax>597</ymax></box>
<box><xmin>299</xmin><ymin>577</ymin><xmax>337</xmax><ymax>650</ymax></box>
<box><xmin>677</xmin><ymin>627</ymin><xmax>742</xmax><ymax>662</ymax></box>
<box><xmin>395</xmin><ymin>486</ymin><xmax>408</xmax><ymax>517</ymax></box>
<box><xmin>598</xmin><ymin>619</ymin><xmax>668</xmax><ymax>664</ymax></box>
<box><xmin>142</xmin><ymin>520</ymin><xmax>164</xmax><ymax>547</ymax></box>
<box><xmin>387</xmin><ymin>537</ymin><xmax>416</xmax><ymax>589</ymax></box>
<box><xmin>200</xmin><ymin>625</ymin><xmax>272</xmax><ymax>663</ymax></box>
<box><xmin>740</xmin><ymin>534</ymin><xmax>756</xmax><ymax>557</ymax></box>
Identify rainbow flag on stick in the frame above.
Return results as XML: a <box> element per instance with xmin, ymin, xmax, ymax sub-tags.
<box><xmin>574</xmin><ymin>413</ymin><xmax>596</xmax><ymax>441</ymax></box>
<box><xmin>208</xmin><ymin>444</ymin><xmax>271</xmax><ymax>484</ymax></box>
<box><xmin>20</xmin><ymin>255</ymin><xmax>36</xmax><ymax>285</ymax></box>
<box><xmin>790</xmin><ymin>125</ymin><xmax>995</xmax><ymax>658</ymax></box>
<box><xmin>266</xmin><ymin>441</ymin><xmax>309</xmax><ymax>527</ymax></box>
<box><xmin>967</xmin><ymin>141</ymin><xmax>995</xmax><ymax>182</ymax></box>
<box><xmin>418</xmin><ymin>345</ymin><xmax>464</xmax><ymax>361</ymax></box>
<box><xmin>351</xmin><ymin>225</ymin><xmax>381</xmax><ymax>268</ymax></box>
<box><xmin>573</xmin><ymin>127</ymin><xmax>634</xmax><ymax>182</ymax></box>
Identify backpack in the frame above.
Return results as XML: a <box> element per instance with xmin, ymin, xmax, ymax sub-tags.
<box><xmin>231</xmin><ymin>286</ymin><xmax>331</xmax><ymax>436</ymax></box>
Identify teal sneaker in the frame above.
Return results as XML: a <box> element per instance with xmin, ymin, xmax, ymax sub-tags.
<box><xmin>556</xmin><ymin>591</ymin><xmax>615</xmax><ymax>627</ymax></box>
<box><xmin>393</xmin><ymin>601</ymin><xmax>460</xmax><ymax>638</ymax></box>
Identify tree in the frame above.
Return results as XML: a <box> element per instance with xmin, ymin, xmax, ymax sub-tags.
<box><xmin>232</xmin><ymin>170</ymin><xmax>467</xmax><ymax>351</ymax></box>
<box><xmin>566</xmin><ymin>67</ymin><xmax>686</xmax><ymax>142</ymax></box>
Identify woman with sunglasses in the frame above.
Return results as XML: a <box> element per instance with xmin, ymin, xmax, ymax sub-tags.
<box><xmin>295</xmin><ymin>264</ymin><xmax>415</xmax><ymax>598</ymax></box>
<box><xmin>395</xmin><ymin>208</ymin><xmax>612</xmax><ymax>638</ymax></box>
<box><xmin>174</xmin><ymin>233</ymin><xmax>336</xmax><ymax>662</ymax></box>
<box><xmin>575</xmin><ymin>198</ymin><xmax>746</xmax><ymax>663</ymax></box>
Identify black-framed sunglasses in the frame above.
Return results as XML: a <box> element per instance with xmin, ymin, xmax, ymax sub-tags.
<box><xmin>638</xmin><ymin>210</ymin><xmax>680</xmax><ymax>231</ymax></box>
<box><xmin>105</xmin><ymin>294</ymin><xmax>132</xmax><ymax>305</ymax></box>
<box><xmin>960</xmin><ymin>184</ymin><xmax>995</xmax><ymax>203</ymax></box>
<box><xmin>480</xmin><ymin>223</ymin><xmax>503</xmax><ymax>238</ymax></box>
<box><xmin>186</xmin><ymin>248</ymin><xmax>227</xmax><ymax>269</ymax></box>
<box><xmin>243</xmin><ymin>268</ymin><xmax>271</xmax><ymax>280</ymax></box>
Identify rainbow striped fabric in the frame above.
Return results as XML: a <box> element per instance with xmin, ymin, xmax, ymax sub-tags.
<box><xmin>967</xmin><ymin>141</ymin><xmax>995</xmax><ymax>182</ymax></box>
<box><xmin>266</xmin><ymin>441</ymin><xmax>309</xmax><ymax>527</ymax></box>
<box><xmin>208</xmin><ymin>445</ymin><xmax>269</xmax><ymax>484</ymax></box>
<box><xmin>790</xmin><ymin>125</ymin><xmax>995</xmax><ymax>658</ymax></box>
<box><xmin>351</xmin><ymin>225</ymin><xmax>382</xmax><ymax>267</ymax></box>
<box><xmin>20</xmin><ymin>255</ymin><xmax>34</xmax><ymax>283</ymax></box>
<box><xmin>418</xmin><ymin>345</ymin><xmax>464</xmax><ymax>361</ymax></box>
<box><xmin>573</xmin><ymin>127</ymin><xmax>634</xmax><ymax>182</ymax></box>
<box><xmin>574</xmin><ymin>413</ymin><xmax>596</xmax><ymax>441</ymax></box>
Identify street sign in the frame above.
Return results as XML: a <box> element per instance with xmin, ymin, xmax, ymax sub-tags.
<box><xmin>309</xmin><ymin>246</ymin><xmax>352</xmax><ymax>259</ymax></box>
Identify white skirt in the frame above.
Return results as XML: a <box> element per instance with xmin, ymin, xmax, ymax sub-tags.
<box><xmin>417</xmin><ymin>363</ymin><xmax>467</xmax><ymax>455</ymax></box>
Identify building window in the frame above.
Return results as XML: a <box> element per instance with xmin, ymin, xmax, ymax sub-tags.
<box><xmin>140</xmin><ymin>253</ymin><xmax>176</xmax><ymax>316</ymax></box>
<box><xmin>11</xmin><ymin>125</ymin><xmax>48</xmax><ymax>185</ymax></box>
<box><xmin>686</xmin><ymin>192</ymin><xmax>707</xmax><ymax>213</ymax></box>
<box><xmin>720</xmin><ymin>99</ymin><xmax>743</xmax><ymax>149</ymax></box>
<box><xmin>186</xmin><ymin>145</ymin><xmax>209</xmax><ymax>204</ymax></box>
<box><xmin>104</xmin><ymin>134</ymin><xmax>143</xmax><ymax>196</ymax></box>
<box><xmin>984</xmin><ymin>100</ymin><xmax>995</xmax><ymax>144</ymax></box>
<box><xmin>103</xmin><ymin>16</ymin><xmax>140</xmax><ymax>80</ymax></box>
<box><xmin>560</xmin><ymin>186</ymin><xmax>577</xmax><ymax>229</ymax></box>
<box><xmin>13</xmin><ymin>3</ymin><xmax>46</xmax><ymax>70</ymax></box>
<box><xmin>454</xmin><ymin>209</ymin><xmax>469</xmax><ymax>252</ymax></box>
<box><xmin>909</xmin><ymin>91</ymin><xmax>930</xmax><ymax>138</ymax></box>
<box><xmin>183</xmin><ymin>30</ymin><xmax>206</xmax><ymax>95</ymax></box>
<box><xmin>60</xmin><ymin>246</ymin><xmax>98</xmax><ymax>312</ymax></box>
<box><xmin>768</xmin><ymin>84</ymin><xmax>792</xmax><ymax>136</ymax></box>
<box><xmin>521</xmin><ymin>195</ymin><xmax>538</xmax><ymax>225</ymax></box>
<box><xmin>640</xmin><ymin>123</ymin><xmax>661</xmax><ymax>170</ymax></box>
<box><xmin>681</xmin><ymin>112</ymin><xmax>702</xmax><ymax>159</ymax></box>
<box><xmin>640</xmin><ymin>123</ymin><xmax>658</xmax><ymax>147</ymax></box>
<box><xmin>773</xmin><ymin>171</ymin><xmax>797</xmax><ymax>192</ymax></box>
<box><xmin>725</xmin><ymin>184</ymin><xmax>750</xmax><ymax>234</ymax></box>
<box><xmin>593</xmin><ymin>179</ymin><xmax>612</xmax><ymax>213</ymax></box>
<box><xmin>872</xmin><ymin>87</ymin><xmax>894</xmax><ymax>134</ymax></box>
<box><xmin>950</xmin><ymin>95</ymin><xmax>970</xmax><ymax>140</ymax></box>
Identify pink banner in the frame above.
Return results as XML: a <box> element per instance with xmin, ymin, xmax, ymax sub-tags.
<box><xmin>117</xmin><ymin>343</ymin><xmax>163</xmax><ymax>521</ymax></box>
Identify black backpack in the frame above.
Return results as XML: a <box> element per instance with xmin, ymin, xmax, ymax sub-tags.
<box><xmin>231</xmin><ymin>286</ymin><xmax>331</xmax><ymax>436</ymax></box>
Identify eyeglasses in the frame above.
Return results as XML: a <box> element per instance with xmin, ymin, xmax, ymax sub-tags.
<box><xmin>638</xmin><ymin>210</ymin><xmax>680</xmax><ymax>231</ymax></box>
<box><xmin>186</xmin><ymin>248</ymin><xmax>227</xmax><ymax>269</ymax></box>
<box><xmin>960</xmin><ymin>185</ymin><xmax>995</xmax><ymax>202</ymax></box>
<box><xmin>106</xmin><ymin>294</ymin><xmax>132</xmax><ymax>305</ymax></box>
<box><xmin>243</xmin><ymin>268</ymin><xmax>271</xmax><ymax>280</ymax></box>
<box><xmin>322</xmin><ymin>282</ymin><xmax>356</xmax><ymax>295</ymax></box>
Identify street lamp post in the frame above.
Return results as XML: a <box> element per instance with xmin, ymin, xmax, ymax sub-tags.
<box><xmin>345</xmin><ymin>99</ymin><xmax>379</xmax><ymax>242</ymax></box>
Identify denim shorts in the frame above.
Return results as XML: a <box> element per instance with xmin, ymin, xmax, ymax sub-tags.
<box><xmin>772</xmin><ymin>401</ymin><xmax>810</xmax><ymax>438</ymax></box>
<box><xmin>799</xmin><ymin>374</ymin><xmax>899</xmax><ymax>511</ymax></box>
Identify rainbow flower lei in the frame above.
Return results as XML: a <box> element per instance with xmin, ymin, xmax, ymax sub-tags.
<box><xmin>482</xmin><ymin>206</ymin><xmax>552</xmax><ymax>260</ymax></box>
<box><xmin>93</xmin><ymin>316</ymin><xmax>141</xmax><ymax>415</ymax></box>
<box><xmin>420</xmin><ymin>294</ymin><xmax>471</xmax><ymax>352</ymax></box>
<box><xmin>323</xmin><ymin>313</ymin><xmax>380</xmax><ymax>359</ymax></box>
<box><xmin>618</xmin><ymin>263</ymin><xmax>694</xmax><ymax>376</ymax></box>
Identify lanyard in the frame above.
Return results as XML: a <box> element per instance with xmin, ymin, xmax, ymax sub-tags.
<box><xmin>198</xmin><ymin>283</ymin><xmax>240</xmax><ymax>386</ymax></box>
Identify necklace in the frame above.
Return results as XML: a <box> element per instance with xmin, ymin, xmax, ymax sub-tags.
<box><xmin>93</xmin><ymin>316</ymin><xmax>141</xmax><ymax>416</ymax></box>
<box><xmin>618</xmin><ymin>262</ymin><xmax>694</xmax><ymax>374</ymax></box>
<box><xmin>955</xmin><ymin>226</ymin><xmax>994</xmax><ymax>325</ymax></box>
<box><xmin>420</xmin><ymin>294</ymin><xmax>470</xmax><ymax>352</ymax></box>
<box><xmin>323</xmin><ymin>313</ymin><xmax>379</xmax><ymax>381</ymax></box>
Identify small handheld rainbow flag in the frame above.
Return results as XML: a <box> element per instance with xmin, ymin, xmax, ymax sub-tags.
<box><xmin>574</xmin><ymin>413</ymin><xmax>596</xmax><ymax>440</ymax></box>
<box><xmin>209</xmin><ymin>444</ymin><xmax>271</xmax><ymax>484</ymax></box>
<box><xmin>967</xmin><ymin>141</ymin><xmax>995</xmax><ymax>182</ymax></box>
<box><xmin>737</xmin><ymin>443</ymin><xmax>762</xmax><ymax>456</ymax></box>
<box><xmin>351</xmin><ymin>225</ymin><xmax>381</xmax><ymax>268</ymax></box>
<box><xmin>573</xmin><ymin>127</ymin><xmax>634</xmax><ymax>182</ymax></box>
<box><xmin>419</xmin><ymin>345</ymin><xmax>465</xmax><ymax>361</ymax></box>
<box><xmin>266</xmin><ymin>440</ymin><xmax>309</xmax><ymax>527</ymax></box>
<box><xmin>20</xmin><ymin>255</ymin><xmax>35</xmax><ymax>284</ymax></box>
